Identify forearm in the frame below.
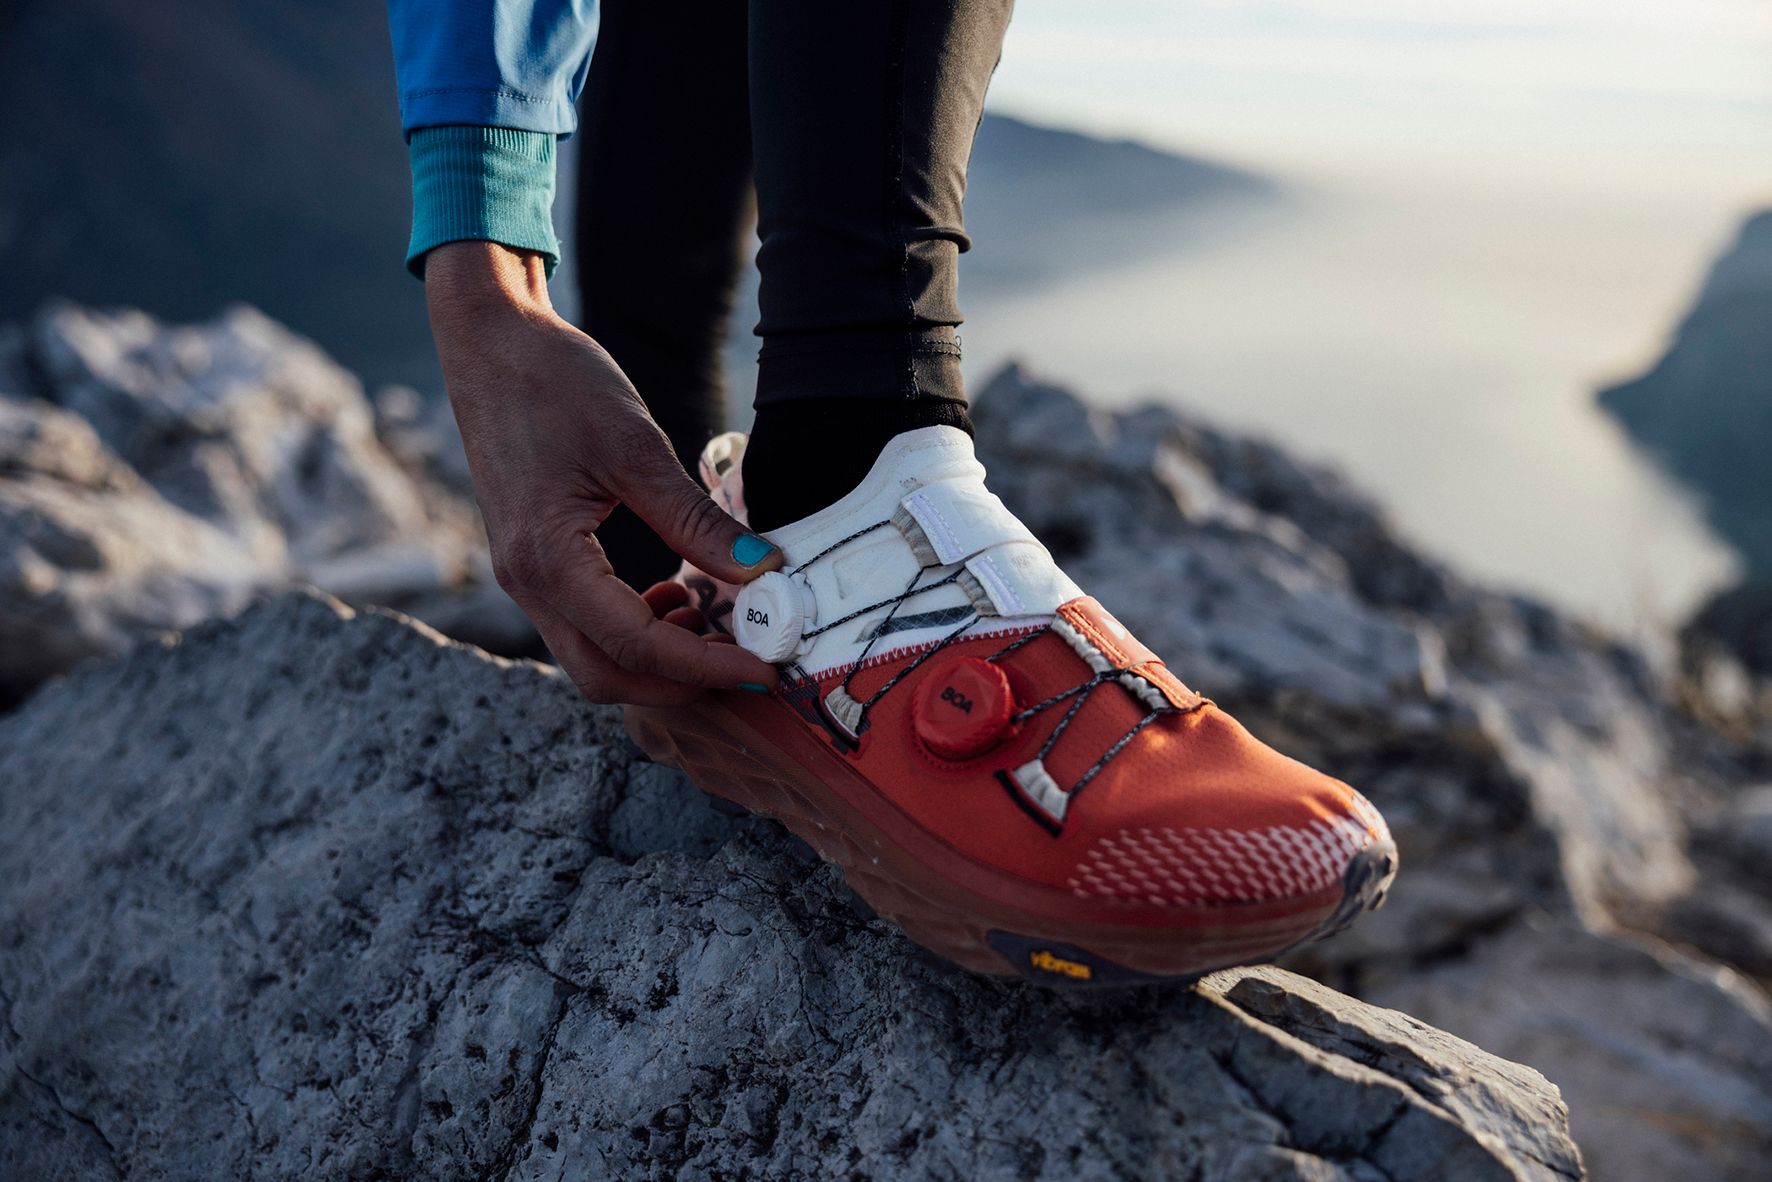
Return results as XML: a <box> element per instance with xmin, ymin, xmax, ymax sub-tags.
<box><xmin>423</xmin><ymin>242</ymin><xmax>566</xmax><ymax>430</ymax></box>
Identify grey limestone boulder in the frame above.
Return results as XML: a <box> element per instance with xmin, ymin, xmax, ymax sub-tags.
<box><xmin>1374</xmin><ymin>919</ymin><xmax>1772</xmax><ymax>1182</ymax></box>
<box><xmin>0</xmin><ymin>395</ymin><xmax>267</xmax><ymax>698</ymax></box>
<box><xmin>0</xmin><ymin>592</ymin><xmax>1582</xmax><ymax>1181</ymax></box>
<box><xmin>0</xmin><ymin>303</ymin><xmax>533</xmax><ymax>700</ymax></box>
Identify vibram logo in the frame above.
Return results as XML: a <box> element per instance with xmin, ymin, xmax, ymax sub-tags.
<box><xmin>1029</xmin><ymin>949</ymin><xmax>1093</xmax><ymax>980</ymax></box>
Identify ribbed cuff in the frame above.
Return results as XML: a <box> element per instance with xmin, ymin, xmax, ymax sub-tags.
<box><xmin>406</xmin><ymin>126</ymin><xmax>560</xmax><ymax>279</ymax></box>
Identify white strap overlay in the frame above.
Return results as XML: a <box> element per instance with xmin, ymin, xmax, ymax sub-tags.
<box><xmin>894</xmin><ymin>480</ymin><xmax>1079</xmax><ymax>619</ymax></box>
<box><xmin>892</xmin><ymin>481</ymin><xmax>1036</xmax><ymax>565</ymax></box>
<box><xmin>710</xmin><ymin>426</ymin><xmax>1089</xmax><ymax>680</ymax></box>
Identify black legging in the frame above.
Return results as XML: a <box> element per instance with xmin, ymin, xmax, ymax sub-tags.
<box><xmin>577</xmin><ymin>0</ymin><xmax>1013</xmax><ymax>585</ymax></box>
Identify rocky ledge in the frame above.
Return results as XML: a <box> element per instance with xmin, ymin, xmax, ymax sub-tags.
<box><xmin>4</xmin><ymin>304</ymin><xmax>1772</xmax><ymax>1179</ymax></box>
<box><xmin>0</xmin><ymin>593</ymin><xmax>1580</xmax><ymax>1181</ymax></box>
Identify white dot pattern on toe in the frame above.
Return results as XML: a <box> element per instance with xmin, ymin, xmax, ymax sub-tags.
<box><xmin>1067</xmin><ymin>815</ymin><xmax>1379</xmax><ymax>906</ymax></box>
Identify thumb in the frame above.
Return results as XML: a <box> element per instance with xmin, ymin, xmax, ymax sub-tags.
<box><xmin>618</xmin><ymin>456</ymin><xmax>783</xmax><ymax>584</ymax></box>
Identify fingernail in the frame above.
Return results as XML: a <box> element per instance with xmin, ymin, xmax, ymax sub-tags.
<box><xmin>731</xmin><ymin>534</ymin><xmax>777</xmax><ymax>567</ymax></box>
<box><xmin>739</xmin><ymin>682</ymin><xmax>770</xmax><ymax>694</ymax></box>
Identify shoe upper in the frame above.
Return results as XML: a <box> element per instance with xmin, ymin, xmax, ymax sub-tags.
<box><xmin>678</xmin><ymin>427</ymin><xmax>1390</xmax><ymax>912</ymax></box>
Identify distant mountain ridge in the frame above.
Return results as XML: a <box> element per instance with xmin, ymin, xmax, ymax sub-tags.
<box><xmin>963</xmin><ymin>114</ymin><xmax>1272</xmax><ymax>287</ymax></box>
<box><xmin>0</xmin><ymin>0</ymin><xmax>1270</xmax><ymax>393</ymax></box>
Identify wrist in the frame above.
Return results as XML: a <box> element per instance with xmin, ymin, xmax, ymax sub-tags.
<box><xmin>425</xmin><ymin>242</ymin><xmax>564</xmax><ymax>349</ymax></box>
<box><xmin>426</xmin><ymin>241</ymin><xmax>553</xmax><ymax>313</ymax></box>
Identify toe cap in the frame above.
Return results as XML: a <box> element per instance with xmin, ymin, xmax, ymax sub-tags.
<box><xmin>1065</xmin><ymin>706</ymin><xmax>1391</xmax><ymax>908</ymax></box>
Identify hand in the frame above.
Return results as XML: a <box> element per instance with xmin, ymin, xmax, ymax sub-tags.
<box><xmin>424</xmin><ymin>241</ymin><xmax>782</xmax><ymax>705</ymax></box>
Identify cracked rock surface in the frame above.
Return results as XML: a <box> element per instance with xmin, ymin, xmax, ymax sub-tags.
<box><xmin>0</xmin><ymin>593</ymin><xmax>1582</xmax><ymax>1181</ymax></box>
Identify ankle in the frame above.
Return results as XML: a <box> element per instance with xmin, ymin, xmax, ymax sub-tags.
<box><xmin>742</xmin><ymin>398</ymin><xmax>974</xmax><ymax>532</ymax></box>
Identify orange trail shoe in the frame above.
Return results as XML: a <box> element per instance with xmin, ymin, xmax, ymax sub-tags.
<box><xmin>627</xmin><ymin>426</ymin><xmax>1397</xmax><ymax>986</ymax></box>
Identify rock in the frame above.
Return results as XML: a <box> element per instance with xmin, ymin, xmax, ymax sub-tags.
<box><xmin>6</xmin><ymin>311</ymin><xmax>1770</xmax><ymax>1177</ymax></box>
<box><xmin>1598</xmin><ymin>208</ymin><xmax>1772</xmax><ymax>576</ymax></box>
<box><xmin>0</xmin><ymin>593</ymin><xmax>1582</xmax><ymax>1181</ymax></box>
<box><xmin>0</xmin><ymin>303</ymin><xmax>536</xmax><ymax>696</ymax></box>
<box><xmin>1373</xmin><ymin>919</ymin><xmax>1772</xmax><ymax>1182</ymax></box>
<box><xmin>19</xmin><ymin>302</ymin><xmax>459</xmax><ymax>571</ymax></box>
<box><xmin>1654</xmin><ymin>783</ymin><xmax>1772</xmax><ymax>986</ymax></box>
<box><xmin>0</xmin><ymin>396</ymin><xmax>267</xmax><ymax>701</ymax></box>
<box><xmin>1684</xmin><ymin>579</ymin><xmax>1772</xmax><ymax>681</ymax></box>
<box><xmin>1659</xmin><ymin>882</ymin><xmax>1772</xmax><ymax>980</ymax></box>
<box><xmin>373</xmin><ymin>384</ymin><xmax>475</xmax><ymax>499</ymax></box>
<box><xmin>1727</xmin><ymin>785</ymin><xmax>1772</xmax><ymax>867</ymax></box>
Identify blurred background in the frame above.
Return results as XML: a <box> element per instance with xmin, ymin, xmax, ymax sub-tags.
<box><xmin>974</xmin><ymin>0</ymin><xmax>1770</xmax><ymax>634</ymax></box>
<box><xmin>2</xmin><ymin>0</ymin><xmax>1767</xmax><ymax>637</ymax></box>
<box><xmin>5</xmin><ymin>5</ymin><xmax>1772</xmax><ymax>1177</ymax></box>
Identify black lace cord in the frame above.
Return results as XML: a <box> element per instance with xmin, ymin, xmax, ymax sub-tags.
<box><xmin>789</xmin><ymin>519</ymin><xmax>893</xmax><ymax>577</ymax></box>
<box><xmin>803</xmin><ymin>565</ymin><xmax>965</xmax><ymax>642</ymax></box>
<box><xmin>783</xmin><ymin>511</ymin><xmax>1174</xmax><ymax>802</ymax></box>
<box><xmin>1068</xmin><ymin>708</ymin><xmax>1169</xmax><ymax>802</ymax></box>
<box><xmin>859</xmin><ymin>612</ymin><xmax>980</xmax><ymax>710</ymax></box>
<box><xmin>832</xmin><ymin>568</ymin><xmax>924</xmax><ymax>680</ymax></box>
<box><xmin>985</xmin><ymin>626</ymin><xmax>1047</xmax><ymax>664</ymax></box>
<box><xmin>996</xmin><ymin>652</ymin><xmax>1177</xmax><ymax>806</ymax></box>
<box><xmin>1011</xmin><ymin>671</ymin><xmax>1111</xmax><ymax>725</ymax></box>
<box><xmin>1035</xmin><ymin>675</ymin><xmax>1112</xmax><ymax>763</ymax></box>
<box><xmin>787</xmin><ymin>522</ymin><xmax>974</xmax><ymax>731</ymax></box>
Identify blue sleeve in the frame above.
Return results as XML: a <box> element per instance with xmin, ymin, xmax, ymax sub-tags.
<box><xmin>388</xmin><ymin>0</ymin><xmax>600</xmax><ymax>136</ymax></box>
<box><xmin>387</xmin><ymin>0</ymin><xmax>599</xmax><ymax>277</ymax></box>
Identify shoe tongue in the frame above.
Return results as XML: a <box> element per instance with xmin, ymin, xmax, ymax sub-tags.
<box><xmin>697</xmin><ymin>431</ymin><xmax>751</xmax><ymax>524</ymax></box>
<box><xmin>870</xmin><ymin>424</ymin><xmax>984</xmax><ymax>485</ymax></box>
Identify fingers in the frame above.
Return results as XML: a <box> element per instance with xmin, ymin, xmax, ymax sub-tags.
<box><xmin>543</xmin><ymin>529</ymin><xmax>780</xmax><ymax>693</ymax></box>
<box><xmin>525</xmin><ymin>601</ymin><xmax>705</xmax><ymax>707</ymax></box>
<box><xmin>496</xmin><ymin>524</ymin><xmax>776</xmax><ymax>704</ymax></box>
<box><xmin>642</xmin><ymin>579</ymin><xmax>706</xmax><ymax>633</ymax></box>
<box><xmin>641</xmin><ymin>581</ymin><xmax>690</xmax><ymax>615</ymax></box>
<box><xmin>611</xmin><ymin>444</ymin><xmax>783</xmax><ymax>586</ymax></box>
<box><xmin>663</xmin><ymin>606</ymin><xmax>705</xmax><ymax>632</ymax></box>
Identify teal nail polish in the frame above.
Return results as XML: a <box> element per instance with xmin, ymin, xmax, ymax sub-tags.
<box><xmin>731</xmin><ymin>534</ymin><xmax>776</xmax><ymax>567</ymax></box>
<box><xmin>739</xmin><ymin>682</ymin><xmax>770</xmax><ymax>694</ymax></box>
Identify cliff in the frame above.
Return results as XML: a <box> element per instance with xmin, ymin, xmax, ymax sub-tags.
<box><xmin>1599</xmin><ymin>209</ymin><xmax>1772</xmax><ymax>575</ymax></box>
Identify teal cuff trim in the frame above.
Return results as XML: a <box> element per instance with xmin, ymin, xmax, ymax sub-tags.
<box><xmin>406</xmin><ymin>126</ymin><xmax>560</xmax><ymax>279</ymax></box>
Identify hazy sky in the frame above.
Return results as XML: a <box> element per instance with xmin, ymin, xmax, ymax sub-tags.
<box><xmin>990</xmin><ymin>0</ymin><xmax>1772</xmax><ymax>195</ymax></box>
<box><xmin>965</xmin><ymin>0</ymin><xmax>1771</xmax><ymax>629</ymax></box>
